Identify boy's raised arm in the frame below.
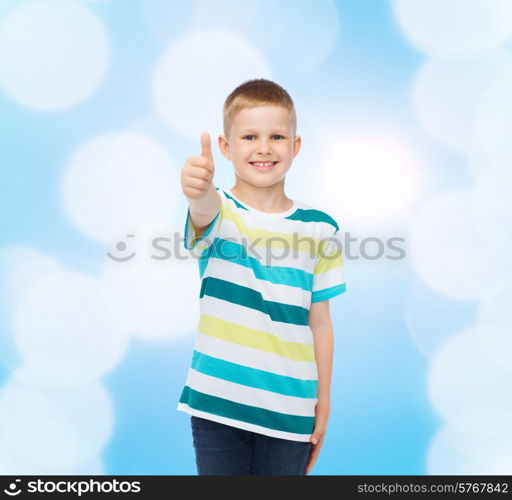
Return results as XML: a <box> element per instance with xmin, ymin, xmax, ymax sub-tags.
<box><xmin>181</xmin><ymin>131</ymin><xmax>222</xmax><ymax>238</ymax></box>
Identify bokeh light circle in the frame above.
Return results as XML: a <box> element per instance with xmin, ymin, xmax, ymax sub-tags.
<box><xmin>393</xmin><ymin>0</ymin><xmax>512</xmax><ymax>55</ymax></box>
<box><xmin>0</xmin><ymin>0</ymin><xmax>109</xmax><ymax>110</ymax></box>
<box><xmin>61</xmin><ymin>133</ymin><xmax>178</xmax><ymax>244</ymax></box>
<box><xmin>151</xmin><ymin>30</ymin><xmax>271</xmax><ymax>139</ymax></box>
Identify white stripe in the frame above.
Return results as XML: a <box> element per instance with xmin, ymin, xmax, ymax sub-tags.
<box><xmin>313</xmin><ymin>265</ymin><xmax>346</xmax><ymax>293</ymax></box>
<box><xmin>177</xmin><ymin>403</ymin><xmax>312</xmax><ymax>442</ymax></box>
<box><xmin>194</xmin><ymin>332</ymin><xmax>318</xmax><ymax>379</ymax></box>
<box><xmin>185</xmin><ymin>368</ymin><xmax>316</xmax><ymax>417</ymax></box>
<box><xmin>200</xmin><ymin>296</ymin><xmax>313</xmax><ymax>343</ymax></box>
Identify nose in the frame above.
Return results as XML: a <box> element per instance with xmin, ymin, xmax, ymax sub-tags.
<box><xmin>256</xmin><ymin>139</ymin><xmax>272</xmax><ymax>155</ymax></box>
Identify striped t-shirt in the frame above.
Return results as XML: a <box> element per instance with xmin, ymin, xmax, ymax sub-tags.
<box><xmin>177</xmin><ymin>187</ymin><xmax>346</xmax><ymax>442</ymax></box>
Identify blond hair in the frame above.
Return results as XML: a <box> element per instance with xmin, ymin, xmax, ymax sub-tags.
<box><xmin>223</xmin><ymin>78</ymin><xmax>297</xmax><ymax>139</ymax></box>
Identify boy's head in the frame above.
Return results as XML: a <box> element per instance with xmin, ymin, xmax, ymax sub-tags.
<box><xmin>218</xmin><ymin>79</ymin><xmax>301</xmax><ymax>188</ymax></box>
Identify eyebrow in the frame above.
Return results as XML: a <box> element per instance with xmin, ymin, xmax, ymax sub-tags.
<box><xmin>239</xmin><ymin>129</ymin><xmax>288</xmax><ymax>134</ymax></box>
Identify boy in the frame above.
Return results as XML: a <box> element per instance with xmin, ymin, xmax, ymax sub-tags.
<box><xmin>178</xmin><ymin>79</ymin><xmax>346</xmax><ymax>475</ymax></box>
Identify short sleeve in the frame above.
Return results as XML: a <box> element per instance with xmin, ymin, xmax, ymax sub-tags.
<box><xmin>311</xmin><ymin>229</ymin><xmax>346</xmax><ymax>303</ymax></box>
<box><xmin>184</xmin><ymin>193</ymin><xmax>223</xmax><ymax>251</ymax></box>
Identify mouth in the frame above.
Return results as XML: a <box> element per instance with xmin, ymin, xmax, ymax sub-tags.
<box><xmin>249</xmin><ymin>161</ymin><xmax>278</xmax><ymax>171</ymax></box>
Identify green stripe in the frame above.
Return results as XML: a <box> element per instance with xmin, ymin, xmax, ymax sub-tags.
<box><xmin>192</xmin><ymin>350</ymin><xmax>317</xmax><ymax>398</ymax></box>
<box><xmin>286</xmin><ymin>208</ymin><xmax>339</xmax><ymax>232</ymax></box>
<box><xmin>198</xmin><ymin>253</ymin><xmax>208</xmax><ymax>278</ymax></box>
<box><xmin>203</xmin><ymin>238</ymin><xmax>313</xmax><ymax>290</ymax></box>
<box><xmin>179</xmin><ymin>386</ymin><xmax>315</xmax><ymax>435</ymax></box>
<box><xmin>199</xmin><ymin>277</ymin><xmax>309</xmax><ymax>325</ymax></box>
<box><xmin>222</xmin><ymin>190</ymin><xmax>249</xmax><ymax>210</ymax></box>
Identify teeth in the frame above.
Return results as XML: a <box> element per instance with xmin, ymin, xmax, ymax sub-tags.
<box><xmin>252</xmin><ymin>162</ymin><xmax>275</xmax><ymax>167</ymax></box>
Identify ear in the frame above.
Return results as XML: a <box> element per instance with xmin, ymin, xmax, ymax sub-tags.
<box><xmin>293</xmin><ymin>135</ymin><xmax>302</xmax><ymax>158</ymax></box>
<box><xmin>218</xmin><ymin>134</ymin><xmax>231</xmax><ymax>160</ymax></box>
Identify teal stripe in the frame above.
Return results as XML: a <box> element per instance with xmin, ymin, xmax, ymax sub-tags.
<box><xmin>204</xmin><ymin>238</ymin><xmax>313</xmax><ymax>291</ymax></box>
<box><xmin>222</xmin><ymin>190</ymin><xmax>249</xmax><ymax>210</ymax></box>
<box><xmin>192</xmin><ymin>350</ymin><xmax>317</xmax><ymax>398</ymax></box>
<box><xmin>199</xmin><ymin>277</ymin><xmax>309</xmax><ymax>326</ymax></box>
<box><xmin>311</xmin><ymin>283</ymin><xmax>346</xmax><ymax>303</ymax></box>
<box><xmin>198</xmin><ymin>253</ymin><xmax>208</xmax><ymax>279</ymax></box>
<box><xmin>197</xmin><ymin>244</ymin><xmax>218</xmax><ymax>279</ymax></box>
<box><xmin>179</xmin><ymin>386</ymin><xmax>315</xmax><ymax>435</ymax></box>
<box><xmin>286</xmin><ymin>208</ymin><xmax>339</xmax><ymax>232</ymax></box>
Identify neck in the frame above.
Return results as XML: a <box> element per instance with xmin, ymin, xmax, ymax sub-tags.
<box><xmin>230</xmin><ymin>181</ymin><xmax>293</xmax><ymax>212</ymax></box>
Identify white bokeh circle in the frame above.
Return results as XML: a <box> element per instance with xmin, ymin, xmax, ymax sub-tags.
<box><xmin>0</xmin><ymin>439</ymin><xmax>105</xmax><ymax>475</ymax></box>
<box><xmin>472</xmin><ymin>168</ymin><xmax>512</xmax><ymax>267</ymax></box>
<box><xmin>102</xmin><ymin>247</ymin><xmax>200</xmax><ymax>341</ymax></box>
<box><xmin>13</xmin><ymin>269</ymin><xmax>130</xmax><ymax>389</ymax></box>
<box><xmin>409</xmin><ymin>189</ymin><xmax>500</xmax><ymax>300</ymax></box>
<box><xmin>142</xmin><ymin>0</ymin><xmax>193</xmax><ymax>44</ymax></box>
<box><xmin>61</xmin><ymin>132</ymin><xmax>179</xmax><ymax>244</ymax></box>
<box><xmin>412</xmin><ymin>51</ymin><xmax>512</xmax><ymax>151</ymax></box>
<box><xmin>151</xmin><ymin>30</ymin><xmax>272</xmax><ymax>139</ymax></box>
<box><xmin>0</xmin><ymin>247</ymin><xmax>60</xmax><ymax>372</ymax></box>
<box><xmin>393</xmin><ymin>0</ymin><xmax>512</xmax><ymax>55</ymax></box>
<box><xmin>0</xmin><ymin>247</ymin><xmax>59</xmax><ymax>320</ymax></box>
<box><xmin>0</xmin><ymin>0</ymin><xmax>110</xmax><ymax>111</ymax></box>
<box><xmin>0</xmin><ymin>377</ymin><xmax>113</xmax><ymax>470</ymax></box>
<box><xmin>427</xmin><ymin>328</ymin><xmax>512</xmax><ymax>419</ymax></box>
<box><xmin>475</xmin><ymin>67</ymin><xmax>512</xmax><ymax>165</ymax></box>
<box><xmin>427</xmin><ymin>407</ymin><xmax>512</xmax><ymax>474</ymax></box>
<box><xmin>405</xmin><ymin>279</ymin><xmax>475</xmax><ymax>359</ymax></box>
<box><xmin>308</xmin><ymin>128</ymin><xmax>421</xmax><ymax>232</ymax></box>
<box><xmin>478</xmin><ymin>274</ymin><xmax>512</xmax><ymax>329</ymax></box>
<box><xmin>474</xmin><ymin>325</ymin><xmax>512</xmax><ymax>375</ymax></box>
<box><xmin>191</xmin><ymin>0</ymin><xmax>341</xmax><ymax>75</ymax></box>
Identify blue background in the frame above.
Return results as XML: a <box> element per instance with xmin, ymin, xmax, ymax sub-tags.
<box><xmin>1</xmin><ymin>0</ymin><xmax>510</xmax><ymax>475</ymax></box>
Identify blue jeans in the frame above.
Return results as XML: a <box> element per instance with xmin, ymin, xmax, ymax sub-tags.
<box><xmin>191</xmin><ymin>416</ymin><xmax>312</xmax><ymax>475</ymax></box>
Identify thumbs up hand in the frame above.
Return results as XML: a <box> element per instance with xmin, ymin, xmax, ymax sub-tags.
<box><xmin>181</xmin><ymin>131</ymin><xmax>216</xmax><ymax>200</ymax></box>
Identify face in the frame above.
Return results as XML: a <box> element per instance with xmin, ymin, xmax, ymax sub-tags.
<box><xmin>219</xmin><ymin>105</ymin><xmax>301</xmax><ymax>188</ymax></box>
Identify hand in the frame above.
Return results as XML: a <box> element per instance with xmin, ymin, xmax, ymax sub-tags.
<box><xmin>305</xmin><ymin>400</ymin><xmax>330</xmax><ymax>475</ymax></box>
<box><xmin>181</xmin><ymin>131</ymin><xmax>215</xmax><ymax>200</ymax></box>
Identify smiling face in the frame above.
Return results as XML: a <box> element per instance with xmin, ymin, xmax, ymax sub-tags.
<box><xmin>219</xmin><ymin>105</ymin><xmax>301</xmax><ymax>188</ymax></box>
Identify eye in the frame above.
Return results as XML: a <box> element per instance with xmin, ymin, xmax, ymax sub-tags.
<box><xmin>272</xmin><ymin>135</ymin><xmax>284</xmax><ymax>140</ymax></box>
<box><xmin>243</xmin><ymin>135</ymin><xmax>255</xmax><ymax>140</ymax></box>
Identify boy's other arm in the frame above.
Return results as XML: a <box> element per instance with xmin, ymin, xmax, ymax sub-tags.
<box><xmin>306</xmin><ymin>299</ymin><xmax>334</xmax><ymax>473</ymax></box>
<box><xmin>309</xmin><ymin>300</ymin><xmax>334</xmax><ymax>403</ymax></box>
<box><xmin>181</xmin><ymin>131</ymin><xmax>222</xmax><ymax>239</ymax></box>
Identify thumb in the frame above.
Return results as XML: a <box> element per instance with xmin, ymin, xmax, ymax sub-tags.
<box><xmin>200</xmin><ymin>131</ymin><xmax>213</xmax><ymax>160</ymax></box>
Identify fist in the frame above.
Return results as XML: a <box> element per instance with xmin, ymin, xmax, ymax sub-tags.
<box><xmin>181</xmin><ymin>131</ymin><xmax>215</xmax><ymax>200</ymax></box>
